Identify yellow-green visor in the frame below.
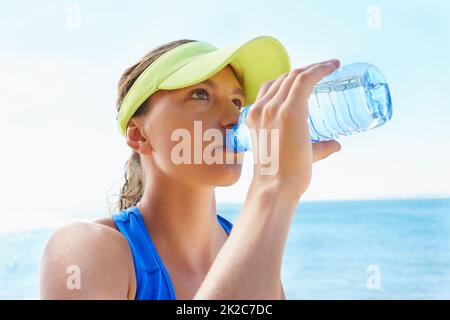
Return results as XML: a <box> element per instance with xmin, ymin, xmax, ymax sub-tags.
<box><xmin>117</xmin><ymin>35</ymin><xmax>291</xmax><ymax>136</ymax></box>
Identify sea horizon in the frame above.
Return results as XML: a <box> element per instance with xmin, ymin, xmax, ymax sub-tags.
<box><xmin>1</xmin><ymin>196</ymin><xmax>449</xmax><ymax>234</ymax></box>
<box><xmin>1</xmin><ymin>197</ymin><xmax>450</xmax><ymax>299</ymax></box>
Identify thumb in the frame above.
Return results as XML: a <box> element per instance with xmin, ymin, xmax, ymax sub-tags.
<box><xmin>312</xmin><ymin>140</ymin><xmax>341</xmax><ymax>162</ymax></box>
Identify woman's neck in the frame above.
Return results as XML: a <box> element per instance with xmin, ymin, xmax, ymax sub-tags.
<box><xmin>136</xmin><ymin>174</ymin><xmax>226</xmax><ymax>274</ymax></box>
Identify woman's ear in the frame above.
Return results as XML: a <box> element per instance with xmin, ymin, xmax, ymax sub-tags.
<box><xmin>125</xmin><ymin>119</ymin><xmax>153</xmax><ymax>155</ymax></box>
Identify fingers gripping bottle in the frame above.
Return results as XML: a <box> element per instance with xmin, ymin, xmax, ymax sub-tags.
<box><xmin>225</xmin><ymin>63</ymin><xmax>393</xmax><ymax>152</ymax></box>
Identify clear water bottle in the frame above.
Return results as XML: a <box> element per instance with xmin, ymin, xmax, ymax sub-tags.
<box><xmin>225</xmin><ymin>63</ymin><xmax>392</xmax><ymax>152</ymax></box>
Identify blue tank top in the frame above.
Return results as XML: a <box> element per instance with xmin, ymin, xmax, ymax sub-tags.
<box><xmin>112</xmin><ymin>205</ymin><xmax>233</xmax><ymax>300</ymax></box>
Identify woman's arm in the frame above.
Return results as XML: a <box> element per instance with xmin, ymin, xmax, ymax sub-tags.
<box><xmin>194</xmin><ymin>60</ymin><xmax>341</xmax><ymax>299</ymax></box>
<box><xmin>40</xmin><ymin>222</ymin><xmax>135</xmax><ymax>299</ymax></box>
<box><xmin>195</xmin><ymin>178</ymin><xmax>300</xmax><ymax>299</ymax></box>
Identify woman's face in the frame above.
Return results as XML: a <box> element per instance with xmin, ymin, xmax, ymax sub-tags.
<box><xmin>128</xmin><ymin>65</ymin><xmax>246</xmax><ymax>187</ymax></box>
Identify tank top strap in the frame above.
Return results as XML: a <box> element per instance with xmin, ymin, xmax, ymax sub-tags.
<box><xmin>112</xmin><ymin>206</ymin><xmax>234</xmax><ymax>300</ymax></box>
<box><xmin>112</xmin><ymin>206</ymin><xmax>176</xmax><ymax>300</ymax></box>
<box><xmin>217</xmin><ymin>213</ymin><xmax>233</xmax><ymax>235</ymax></box>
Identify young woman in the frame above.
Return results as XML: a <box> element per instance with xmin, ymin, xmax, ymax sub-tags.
<box><xmin>40</xmin><ymin>36</ymin><xmax>341</xmax><ymax>300</ymax></box>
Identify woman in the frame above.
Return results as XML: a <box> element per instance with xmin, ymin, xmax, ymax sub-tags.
<box><xmin>40</xmin><ymin>36</ymin><xmax>341</xmax><ymax>299</ymax></box>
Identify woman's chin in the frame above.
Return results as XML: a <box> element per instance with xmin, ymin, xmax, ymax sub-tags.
<box><xmin>207</xmin><ymin>163</ymin><xmax>243</xmax><ymax>186</ymax></box>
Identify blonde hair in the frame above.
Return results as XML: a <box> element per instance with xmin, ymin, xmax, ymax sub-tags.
<box><xmin>113</xmin><ymin>39</ymin><xmax>197</xmax><ymax>212</ymax></box>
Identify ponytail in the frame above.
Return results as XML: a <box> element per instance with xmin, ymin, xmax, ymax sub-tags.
<box><xmin>112</xmin><ymin>39</ymin><xmax>197</xmax><ymax>212</ymax></box>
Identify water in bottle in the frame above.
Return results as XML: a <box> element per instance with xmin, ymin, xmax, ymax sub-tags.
<box><xmin>225</xmin><ymin>63</ymin><xmax>392</xmax><ymax>152</ymax></box>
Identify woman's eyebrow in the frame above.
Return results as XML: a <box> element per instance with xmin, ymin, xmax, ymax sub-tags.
<box><xmin>200</xmin><ymin>79</ymin><xmax>245</xmax><ymax>97</ymax></box>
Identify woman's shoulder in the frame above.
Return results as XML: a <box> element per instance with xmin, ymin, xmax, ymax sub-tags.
<box><xmin>40</xmin><ymin>219</ymin><xmax>136</xmax><ymax>299</ymax></box>
<box><xmin>47</xmin><ymin>218</ymin><xmax>126</xmax><ymax>249</ymax></box>
<box><xmin>94</xmin><ymin>215</ymin><xmax>119</xmax><ymax>230</ymax></box>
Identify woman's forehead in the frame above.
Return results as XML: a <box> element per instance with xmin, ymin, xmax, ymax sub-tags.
<box><xmin>193</xmin><ymin>66</ymin><xmax>242</xmax><ymax>90</ymax></box>
<box><xmin>152</xmin><ymin>65</ymin><xmax>243</xmax><ymax>100</ymax></box>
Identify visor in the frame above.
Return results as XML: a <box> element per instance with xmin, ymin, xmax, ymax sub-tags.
<box><xmin>117</xmin><ymin>35</ymin><xmax>291</xmax><ymax>136</ymax></box>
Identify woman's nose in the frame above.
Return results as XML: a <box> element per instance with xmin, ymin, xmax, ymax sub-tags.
<box><xmin>218</xmin><ymin>101</ymin><xmax>241</xmax><ymax>130</ymax></box>
<box><xmin>219</xmin><ymin>98</ymin><xmax>241</xmax><ymax>129</ymax></box>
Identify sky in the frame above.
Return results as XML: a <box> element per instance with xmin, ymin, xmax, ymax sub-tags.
<box><xmin>0</xmin><ymin>0</ymin><xmax>449</xmax><ymax>230</ymax></box>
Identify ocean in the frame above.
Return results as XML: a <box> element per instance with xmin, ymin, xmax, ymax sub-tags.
<box><xmin>1</xmin><ymin>198</ymin><xmax>449</xmax><ymax>299</ymax></box>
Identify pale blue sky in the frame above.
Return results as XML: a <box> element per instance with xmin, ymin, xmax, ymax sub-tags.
<box><xmin>1</xmin><ymin>0</ymin><xmax>449</xmax><ymax>230</ymax></box>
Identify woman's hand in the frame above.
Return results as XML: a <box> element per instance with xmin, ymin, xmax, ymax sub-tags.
<box><xmin>246</xmin><ymin>59</ymin><xmax>341</xmax><ymax>197</ymax></box>
<box><xmin>196</xmin><ymin>61</ymin><xmax>343</xmax><ymax>300</ymax></box>
<box><xmin>312</xmin><ymin>140</ymin><xmax>341</xmax><ymax>162</ymax></box>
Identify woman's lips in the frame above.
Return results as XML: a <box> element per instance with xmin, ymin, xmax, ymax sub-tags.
<box><xmin>214</xmin><ymin>145</ymin><xmax>237</xmax><ymax>153</ymax></box>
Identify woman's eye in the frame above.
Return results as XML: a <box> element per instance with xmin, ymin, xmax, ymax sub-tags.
<box><xmin>233</xmin><ymin>99</ymin><xmax>243</xmax><ymax>109</ymax></box>
<box><xmin>190</xmin><ymin>88</ymin><xmax>243</xmax><ymax>109</ymax></box>
<box><xmin>191</xmin><ymin>89</ymin><xmax>209</xmax><ymax>100</ymax></box>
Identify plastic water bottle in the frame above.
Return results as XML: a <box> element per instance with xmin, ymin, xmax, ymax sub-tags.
<box><xmin>225</xmin><ymin>63</ymin><xmax>393</xmax><ymax>152</ymax></box>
